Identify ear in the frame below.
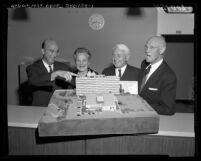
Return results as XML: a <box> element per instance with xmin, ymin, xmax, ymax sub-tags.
<box><xmin>126</xmin><ymin>54</ymin><xmax>130</xmax><ymax>61</ymax></box>
<box><xmin>160</xmin><ymin>47</ymin><xmax>166</xmax><ymax>55</ymax></box>
<box><xmin>41</xmin><ymin>49</ymin><xmax>45</xmax><ymax>55</ymax></box>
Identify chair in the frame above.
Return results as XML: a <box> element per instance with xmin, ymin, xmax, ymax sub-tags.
<box><xmin>18</xmin><ymin>61</ymin><xmax>33</xmax><ymax>105</ymax></box>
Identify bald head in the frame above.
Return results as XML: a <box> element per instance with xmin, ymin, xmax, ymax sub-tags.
<box><xmin>144</xmin><ymin>36</ymin><xmax>167</xmax><ymax>64</ymax></box>
<box><xmin>42</xmin><ymin>39</ymin><xmax>58</xmax><ymax>50</ymax></box>
<box><xmin>146</xmin><ymin>36</ymin><xmax>166</xmax><ymax>54</ymax></box>
<box><xmin>41</xmin><ymin>39</ymin><xmax>59</xmax><ymax>65</ymax></box>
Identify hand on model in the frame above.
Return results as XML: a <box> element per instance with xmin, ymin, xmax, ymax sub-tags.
<box><xmin>51</xmin><ymin>70</ymin><xmax>77</xmax><ymax>81</ymax></box>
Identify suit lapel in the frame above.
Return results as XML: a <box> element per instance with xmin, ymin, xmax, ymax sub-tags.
<box><xmin>38</xmin><ymin>59</ymin><xmax>49</xmax><ymax>73</ymax></box>
<box><xmin>111</xmin><ymin>66</ymin><xmax>116</xmax><ymax>76</ymax></box>
<box><xmin>140</xmin><ymin>61</ymin><xmax>166</xmax><ymax>93</ymax></box>
<box><xmin>54</xmin><ymin>62</ymin><xmax>59</xmax><ymax>71</ymax></box>
<box><xmin>138</xmin><ymin>61</ymin><xmax>149</xmax><ymax>88</ymax></box>
<box><xmin>121</xmin><ymin>65</ymin><xmax>129</xmax><ymax>80</ymax></box>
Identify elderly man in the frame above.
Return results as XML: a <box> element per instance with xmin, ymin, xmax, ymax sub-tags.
<box><xmin>102</xmin><ymin>44</ymin><xmax>139</xmax><ymax>81</ymax></box>
<box><xmin>138</xmin><ymin>36</ymin><xmax>177</xmax><ymax>115</ymax></box>
<box><xmin>26</xmin><ymin>39</ymin><xmax>76</xmax><ymax>106</ymax></box>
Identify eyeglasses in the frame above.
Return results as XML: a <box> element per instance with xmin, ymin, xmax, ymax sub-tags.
<box><xmin>144</xmin><ymin>45</ymin><xmax>159</xmax><ymax>51</ymax></box>
<box><xmin>46</xmin><ymin>49</ymin><xmax>59</xmax><ymax>55</ymax></box>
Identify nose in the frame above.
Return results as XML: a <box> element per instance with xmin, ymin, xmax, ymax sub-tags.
<box><xmin>53</xmin><ymin>51</ymin><xmax>59</xmax><ymax>57</ymax></box>
<box><xmin>113</xmin><ymin>56</ymin><xmax>119</xmax><ymax>60</ymax></box>
<box><xmin>145</xmin><ymin>46</ymin><xmax>149</xmax><ymax>52</ymax></box>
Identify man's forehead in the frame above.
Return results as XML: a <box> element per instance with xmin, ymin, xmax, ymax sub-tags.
<box><xmin>113</xmin><ymin>49</ymin><xmax>126</xmax><ymax>55</ymax></box>
<box><xmin>45</xmin><ymin>40</ymin><xmax>58</xmax><ymax>48</ymax></box>
<box><xmin>147</xmin><ymin>37</ymin><xmax>164</xmax><ymax>45</ymax></box>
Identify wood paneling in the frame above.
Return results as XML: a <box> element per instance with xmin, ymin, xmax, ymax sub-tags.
<box><xmin>86</xmin><ymin>135</ymin><xmax>195</xmax><ymax>156</ymax></box>
<box><xmin>8</xmin><ymin>127</ymin><xmax>85</xmax><ymax>155</ymax></box>
<box><xmin>8</xmin><ymin>127</ymin><xmax>194</xmax><ymax>156</ymax></box>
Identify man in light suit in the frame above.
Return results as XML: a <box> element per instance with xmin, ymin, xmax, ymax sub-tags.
<box><xmin>138</xmin><ymin>36</ymin><xmax>177</xmax><ymax>115</ymax></box>
<box><xmin>26</xmin><ymin>39</ymin><xmax>76</xmax><ymax>106</ymax></box>
<box><xmin>102</xmin><ymin>44</ymin><xmax>139</xmax><ymax>81</ymax></box>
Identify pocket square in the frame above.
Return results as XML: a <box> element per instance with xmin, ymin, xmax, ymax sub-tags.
<box><xmin>148</xmin><ymin>87</ymin><xmax>158</xmax><ymax>91</ymax></box>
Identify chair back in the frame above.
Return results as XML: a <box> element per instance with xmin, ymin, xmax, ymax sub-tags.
<box><xmin>18</xmin><ymin>60</ymin><xmax>34</xmax><ymax>105</ymax></box>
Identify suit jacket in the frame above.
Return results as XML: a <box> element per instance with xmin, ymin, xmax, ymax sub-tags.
<box><xmin>138</xmin><ymin>60</ymin><xmax>177</xmax><ymax>115</ymax></box>
<box><xmin>102</xmin><ymin>64</ymin><xmax>139</xmax><ymax>81</ymax></box>
<box><xmin>26</xmin><ymin>59</ymin><xmax>73</xmax><ymax>107</ymax></box>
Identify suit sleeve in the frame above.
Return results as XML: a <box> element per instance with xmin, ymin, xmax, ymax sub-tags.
<box><xmin>152</xmin><ymin>73</ymin><xmax>177</xmax><ymax>115</ymax></box>
<box><xmin>26</xmin><ymin>65</ymin><xmax>53</xmax><ymax>87</ymax></box>
<box><xmin>102</xmin><ymin>68</ymin><xmax>107</xmax><ymax>75</ymax></box>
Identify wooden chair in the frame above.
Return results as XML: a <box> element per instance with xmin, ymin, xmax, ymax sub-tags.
<box><xmin>18</xmin><ymin>61</ymin><xmax>33</xmax><ymax>105</ymax></box>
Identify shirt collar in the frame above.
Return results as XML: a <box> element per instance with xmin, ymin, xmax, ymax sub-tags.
<box><xmin>115</xmin><ymin>64</ymin><xmax>127</xmax><ymax>75</ymax></box>
<box><xmin>42</xmin><ymin>59</ymin><xmax>53</xmax><ymax>71</ymax></box>
<box><xmin>149</xmin><ymin>58</ymin><xmax>163</xmax><ymax>71</ymax></box>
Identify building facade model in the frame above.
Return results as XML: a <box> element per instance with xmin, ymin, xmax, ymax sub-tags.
<box><xmin>85</xmin><ymin>93</ymin><xmax>117</xmax><ymax>111</ymax></box>
<box><xmin>76</xmin><ymin>75</ymin><xmax>121</xmax><ymax>112</ymax></box>
<box><xmin>76</xmin><ymin>75</ymin><xmax>120</xmax><ymax>95</ymax></box>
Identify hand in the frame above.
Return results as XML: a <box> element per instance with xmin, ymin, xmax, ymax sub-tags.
<box><xmin>63</xmin><ymin>71</ymin><xmax>77</xmax><ymax>81</ymax></box>
<box><xmin>86</xmin><ymin>71</ymin><xmax>97</xmax><ymax>77</ymax></box>
<box><xmin>51</xmin><ymin>70</ymin><xmax>77</xmax><ymax>81</ymax></box>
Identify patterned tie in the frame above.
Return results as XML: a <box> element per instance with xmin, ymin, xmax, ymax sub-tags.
<box><xmin>118</xmin><ymin>69</ymin><xmax>122</xmax><ymax>78</ymax></box>
<box><xmin>140</xmin><ymin>65</ymin><xmax>151</xmax><ymax>92</ymax></box>
<box><xmin>49</xmin><ymin>65</ymin><xmax>53</xmax><ymax>73</ymax></box>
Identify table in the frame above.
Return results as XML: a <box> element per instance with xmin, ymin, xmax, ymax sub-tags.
<box><xmin>7</xmin><ymin>105</ymin><xmax>195</xmax><ymax>156</ymax></box>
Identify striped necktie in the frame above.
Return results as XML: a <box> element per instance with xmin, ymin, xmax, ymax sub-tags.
<box><xmin>140</xmin><ymin>65</ymin><xmax>151</xmax><ymax>92</ymax></box>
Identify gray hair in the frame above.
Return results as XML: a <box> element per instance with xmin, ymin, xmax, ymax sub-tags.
<box><xmin>73</xmin><ymin>47</ymin><xmax>91</xmax><ymax>60</ymax></box>
<box><xmin>112</xmin><ymin>44</ymin><xmax>130</xmax><ymax>57</ymax></box>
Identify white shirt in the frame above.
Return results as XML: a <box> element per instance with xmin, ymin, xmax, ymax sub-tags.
<box><xmin>115</xmin><ymin>64</ymin><xmax>127</xmax><ymax>77</ymax></box>
<box><xmin>42</xmin><ymin>59</ymin><xmax>54</xmax><ymax>73</ymax></box>
<box><xmin>145</xmin><ymin>59</ymin><xmax>163</xmax><ymax>83</ymax></box>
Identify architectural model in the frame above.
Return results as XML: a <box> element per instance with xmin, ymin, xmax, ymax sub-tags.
<box><xmin>76</xmin><ymin>75</ymin><xmax>120</xmax><ymax>95</ymax></box>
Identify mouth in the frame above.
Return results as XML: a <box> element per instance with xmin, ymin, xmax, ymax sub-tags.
<box><xmin>79</xmin><ymin>66</ymin><xmax>86</xmax><ymax>69</ymax></box>
<box><xmin>114</xmin><ymin>60</ymin><xmax>120</xmax><ymax>64</ymax></box>
<box><xmin>146</xmin><ymin>54</ymin><xmax>151</xmax><ymax>57</ymax></box>
<box><xmin>49</xmin><ymin>59</ymin><xmax>54</xmax><ymax>62</ymax></box>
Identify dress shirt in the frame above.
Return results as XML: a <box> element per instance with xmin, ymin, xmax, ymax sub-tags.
<box><xmin>42</xmin><ymin>59</ymin><xmax>54</xmax><ymax>73</ymax></box>
<box><xmin>115</xmin><ymin>64</ymin><xmax>127</xmax><ymax>77</ymax></box>
<box><xmin>145</xmin><ymin>58</ymin><xmax>163</xmax><ymax>83</ymax></box>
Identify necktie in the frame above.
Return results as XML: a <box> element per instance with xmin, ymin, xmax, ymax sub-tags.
<box><xmin>49</xmin><ymin>65</ymin><xmax>53</xmax><ymax>73</ymax></box>
<box><xmin>118</xmin><ymin>69</ymin><xmax>122</xmax><ymax>78</ymax></box>
<box><xmin>140</xmin><ymin>65</ymin><xmax>151</xmax><ymax>92</ymax></box>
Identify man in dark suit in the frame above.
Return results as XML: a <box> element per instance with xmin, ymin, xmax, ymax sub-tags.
<box><xmin>138</xmin><ymin>36</ymin><xmax>177</xmax><ymax>115</ymax></box>
<box><xmin>26</xmin><ymin>39</ymin><xmax>77</xmax><ymax>106</ymax></box>
<box><xmin>102</xmin><ymin>44</ymin><xmax>139</xmax><ymax>81</ymax></box>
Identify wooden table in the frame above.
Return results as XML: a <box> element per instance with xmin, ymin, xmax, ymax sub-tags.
<box><xmin>7</xmin><ymin>105</ymin><xmax>195</xmax><ymax>156</ymax></box>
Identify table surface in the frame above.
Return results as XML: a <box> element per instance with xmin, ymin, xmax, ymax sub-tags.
<box><xmin>7</xmin><ymin>104</ymin><xmax>194</xmax><ymax>137</ymax></box>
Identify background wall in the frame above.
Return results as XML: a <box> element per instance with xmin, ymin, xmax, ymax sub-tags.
<box><xmin>7</xmin><ymin>7</ymin><xmax>194</xmax><ymax>105</ymax></box>
<box><xmin>165</xmin><ymin>43</ymin><xmax>194</xmax><ymax>100</ymax></box>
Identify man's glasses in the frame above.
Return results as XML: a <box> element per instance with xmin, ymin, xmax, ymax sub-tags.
<box><xmin>144</xmin><ymin>45</ymin><xmax>159</xmax><ymax>51</ymax></box>
<box><xmin>46</xmin><ymin>49</ymin><xmax>59</xmax><ymax>55</ymax></box>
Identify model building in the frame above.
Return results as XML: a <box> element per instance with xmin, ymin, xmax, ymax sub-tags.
<box><xmin>76</xmin><ymin>75</ymin><xmax>120</xmax><ymax>95</ymax></box>
<box><xmin>85</xmin><ymin>93</ymin><xmax>117</xmax><ymax>111</ymax></box>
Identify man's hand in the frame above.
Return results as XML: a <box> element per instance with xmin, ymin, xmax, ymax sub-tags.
<box><xmin>63</xmin><ymin>71</ymin><xmax>77</xmax><ymax>81</ymax></box>
<box><xmin>51</xmin><ymin>70</ymin><xmax>77</xmax><ymax>81</ymax></box>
